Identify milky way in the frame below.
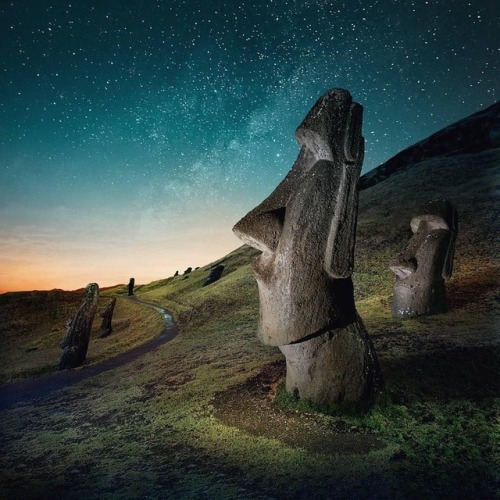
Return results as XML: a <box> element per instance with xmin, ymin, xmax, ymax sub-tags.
<box><xmin>0</xmin><ymin>0</ymin><xmax>498</xmax><ymax>291</ymax></box>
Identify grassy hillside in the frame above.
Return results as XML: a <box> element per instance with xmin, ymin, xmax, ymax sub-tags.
<box><xmin>0</xmin><ymin>113</ymin><xmax>498</xmax><ymax>497</ymax></box>
<box><xmin>0</xmin><ymin>289</ymin><xmax>165</xmax><ymax>383</ymax></box>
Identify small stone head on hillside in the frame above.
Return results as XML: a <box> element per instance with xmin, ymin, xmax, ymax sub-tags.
<box><xmin>389</xmin><ymin>199</ymin><xmax>458</xmax><ymax>318</ymax></box>
<box><xmin>127</xmin><ymin>277</ymin><xmax>135</xmax><ymax>296</ymax></box>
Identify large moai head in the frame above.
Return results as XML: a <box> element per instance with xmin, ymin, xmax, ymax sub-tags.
<box><xmin>233</xmin><ymin>89</ymin><xmax>364</xmax><ymax>346</ymax></box>
<box><xmin>390</xmin><ymin>199</ymin><xmax>458</xmax><ymax>318</ymax></box>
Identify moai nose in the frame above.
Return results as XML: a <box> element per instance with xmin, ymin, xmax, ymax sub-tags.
<box><xmin>389</xmin><ymin>255</ymin><xmax>417</xmax><ymax>279</ymax></box>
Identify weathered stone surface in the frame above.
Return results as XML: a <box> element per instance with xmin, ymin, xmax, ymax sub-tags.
<box><xmin>99</xmin><ymin>297</ymin><xmax>116</xmax><ymax>338</ymax></box>
<box><xmin>390</xmin><ymin>199</ymin><xmax>458</xmax><ymax>318</ymax></box>
<box><xmin>280</xmin><ymin>317</ymin><xmax>379</xmax><ymax>405</ymax></box>
<box><xmin>127</xmin><ymin>278</ymin><xmax>135</xmax><ymax>296</ymax></box>
<box><xmin>58</xmin><ymin>283</ymin><xmax>99</xmax><ymax>370</ymax></box>
<box><xmin>203</xmin><ymin>265</ymin><xmax>225</xmax><ymax>286</ymax></box>
<box><xmin>233</xmin><ymin>88</ymin><xmax>381</xmax><ymax>405</ymax></box>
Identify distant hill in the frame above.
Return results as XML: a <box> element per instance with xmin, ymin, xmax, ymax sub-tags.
<box><xmin>355</xmin><ymin>101</ymin><xmax>499</xmax><ymax>291</ymax></box>
<box><xmin>360</xmin><ymin>101</ymin><xmax>500</xmax><ymax>190</ymax></box>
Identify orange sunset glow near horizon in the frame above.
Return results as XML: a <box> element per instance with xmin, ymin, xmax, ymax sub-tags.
<box><xmin>0</xmin><ymin>219</ymin><xmax>243</xmax><ymax>294</ymax></box>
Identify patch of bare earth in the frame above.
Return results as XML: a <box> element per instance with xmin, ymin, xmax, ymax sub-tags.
<box><xmin>212</xmin><ymin>360</ymin><xmax>385</xmax><ymax>454</ymax></box>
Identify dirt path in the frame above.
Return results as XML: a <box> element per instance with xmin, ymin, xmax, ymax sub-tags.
<box><xmin>0</xmin><ymin>297</ymin><xmax>177</xmax><ymax>410</ymax></box>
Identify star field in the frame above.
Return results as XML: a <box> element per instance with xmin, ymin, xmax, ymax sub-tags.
<box><xmin>0</xmin><ymin>0</ymin><xmax>498</xmax><ymax>291</ymax></box>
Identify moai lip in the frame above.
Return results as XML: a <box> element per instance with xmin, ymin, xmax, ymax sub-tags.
<box><xmin>390</xmin><ymin>199</ymin><xmax>458</xmax><ymax>318</ymax></box>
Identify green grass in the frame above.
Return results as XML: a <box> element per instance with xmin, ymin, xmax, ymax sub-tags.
<box><xmin>1</xmin><ymin>240</ymin><xmax>498</xmax><ymax>498</ymax></box>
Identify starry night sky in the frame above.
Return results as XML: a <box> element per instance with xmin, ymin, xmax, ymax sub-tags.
<box><xmin>0</xmin><ymin>0</ymin><xmax>498</xmax><ymax>292</ymax></box>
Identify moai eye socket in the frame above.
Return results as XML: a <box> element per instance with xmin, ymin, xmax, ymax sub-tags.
<box><xmin>344</xmin><ymin>103</ymin><xmax>363</xmax><ymax>163</ymax></box>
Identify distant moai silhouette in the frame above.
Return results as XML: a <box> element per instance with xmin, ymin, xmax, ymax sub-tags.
<box><xmin>203</xmin><ymin>265</ymin><xmax>224</xmax><ymax>286</ymax></box>
<box><xmin>390</xmin><ymin>199</ymin><xmax>458</xmax><ymax>318</ymax></box>
<box><xmin>183</xmin><ymin>267</ymin><xmax>192</xmax><ymax>275</ymax></box>
<box><xmin>99</xmin><ymin>297</ymin><xmax>117</xmax><ymax>338</ymax></box>
<box><xmin>127</xmin><ymin>278</ymin><xmax>135</xmax><ymax>296</ymax></box>
<box><xmin>174</xmin><ymin>270</ymin><xmax>179</xmax><ymax>277</ymax></box>
<box><xmin>233</xmin><ymin>89</ymin><xmax>381</xmax><ymax>406</ymax></box>
<box><xmin>58</xmin><ymin>283</ymin><xmax>99</xmax><ymax>370</ymax></box>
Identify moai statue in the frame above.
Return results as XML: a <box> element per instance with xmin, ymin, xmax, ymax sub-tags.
<box><xmin>58</xmin><ymin>283</ymin><xmax>99</xmax><ymax>370</ymax></box>
<box><xmin>389</xmin><ymin>199</ymin><xmax>458</xmax><ymax>318</ymax></box>
<box><xmin>99</xmin><ymin>297</ymin><xmax>117</xmax><ymax>338</ymax></box>
<box><xmin>127</xmin><ymin>278</ymin><xmax>135</xmax><ymax>296</ymax></box>
<box><xmin>233</xmin><ymin>89</ymin><xmax>381</xmax><ymax>406</ymax></box>
<box><xmin>203</xmin><ymin>264</ymin><xmax>225</xmax><ymax>287</ymax></box>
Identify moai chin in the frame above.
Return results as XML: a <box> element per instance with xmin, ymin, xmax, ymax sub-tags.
<box><xmin>233</xmin><ymin>89</ymin><xmax>381</xmax><ymax>406</ymax></box>
<box><xmin>389</xmin><ymin>199</ymin><xmax>458</xmax><ymax>318</ymax></box>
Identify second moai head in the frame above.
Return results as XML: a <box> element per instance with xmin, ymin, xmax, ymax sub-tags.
<box><xmin>127</xmin><ymin>278</ymin><xmax>135</xmax><ymax>296</ymax></box>
<box><xmin>233</xmin><ymin>88</ymin><xmax>364</xmax><ymax>346</ymax></box>
<box><xmin>389</xmin><ymin>199</ymin><xmax>458</xmax><ymax>318</ymax></box>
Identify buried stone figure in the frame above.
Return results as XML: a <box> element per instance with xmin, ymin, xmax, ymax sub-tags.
<box><xmin>389</xmin><ymin>199</ymin><xmax>458</xmax><ymax>318</ymax></box>
<box><xmin>233</xmin><ymin>89</ymin><xmax>381</xmax><ymax>406</ymax></box>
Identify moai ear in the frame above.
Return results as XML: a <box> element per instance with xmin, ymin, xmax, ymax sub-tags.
<box><xmin>324</xmin><ymin>104</ymin><xmax>364</xmax><ymax>278</ymax></box>
<box><xmin>413</xmin><ymin>199</ymin><xmax>457</xmax><ymax>280</ymax></box>
<box><xmin>443</xmin><ymin>206</ymin><xmax>458</xmax><ymax>279</ymax></box>
<box><xmin>344</xmin><ymin>103</ymin><xmax>364</xmax><ymax>163</ymax></box>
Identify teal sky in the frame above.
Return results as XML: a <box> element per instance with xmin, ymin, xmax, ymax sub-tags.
<box><xmin>0</xmin><ymin>0</ymin><xmax>498</xmax><ymax>292</ymax></box>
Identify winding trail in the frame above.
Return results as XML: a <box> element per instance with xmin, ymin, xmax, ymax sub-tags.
<box><xmin>0</xmin><ymin>297</ymin><xmax>177</xmax><ymax>411</ymax></box>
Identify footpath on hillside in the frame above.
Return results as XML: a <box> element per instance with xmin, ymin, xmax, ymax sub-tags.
<box><xmin>0</xmin><ymin>298</ymin><xmax>177</xmax><ymax>410</ymax></box>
